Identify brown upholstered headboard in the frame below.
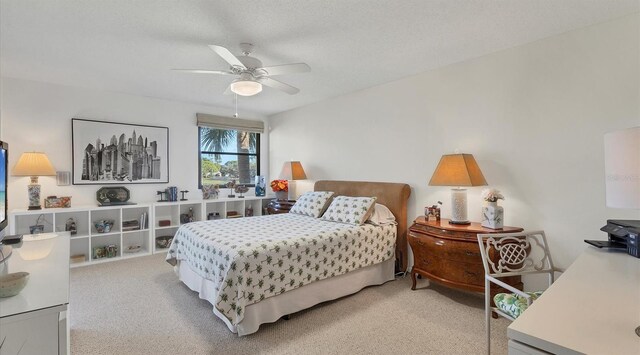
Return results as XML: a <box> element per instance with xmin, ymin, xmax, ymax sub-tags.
<box><xmin>314</xmin><ymin>180</ymin><xmax>411</xmax><ymax>272</ymax></box>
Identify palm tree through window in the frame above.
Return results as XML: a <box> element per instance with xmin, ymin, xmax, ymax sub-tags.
<box><xmin>199</xmin><ymin>127</ymin><xmax>260</xmax><ymax>187</ymax></box>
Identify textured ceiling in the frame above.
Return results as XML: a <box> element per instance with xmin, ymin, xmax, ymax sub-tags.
<box><xmin>1</xmin><ymin>1</ymin><xmax>638</xmax><ymax>116</ymax></box>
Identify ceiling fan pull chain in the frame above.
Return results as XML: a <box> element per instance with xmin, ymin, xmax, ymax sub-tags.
<box><xmin>234</xmin><ymin>93</ymin><xmax>239</xmax><ymax>118</ymax></box>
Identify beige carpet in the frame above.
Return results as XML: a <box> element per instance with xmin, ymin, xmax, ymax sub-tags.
<box><xmin>70</xmin><ymin>254</ymin><xmax>509</xmax><ymax>355</ymax></box>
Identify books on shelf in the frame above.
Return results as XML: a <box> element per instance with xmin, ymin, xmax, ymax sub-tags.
<box><xmin>122</xmin><ymin>220</ymin><xmax>140</xmax><ymax>231</ymax></box>
<box><xmin>139</xmin><ymin>212</ymin><xmax>148</xmax><ymax>229</ymax></box>
<box><xmin>122</xmin><ymin>212</ymin><xmax>148</xmax><ymax>231</ymax></box>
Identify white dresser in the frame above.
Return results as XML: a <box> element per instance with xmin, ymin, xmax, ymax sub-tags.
<box><xmin>508</xmin><ymin>247</ymin><xmax>640</xmax><ymax>355</ymax></box>
<box><xmin>0</xmin><ymin>232</ymin><xmax>70</xmax><ymax>355</ymax></box>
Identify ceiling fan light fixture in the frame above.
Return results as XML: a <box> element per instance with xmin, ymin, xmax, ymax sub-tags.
<box><xmin>175</xmin><ymin>44</ymin><xmax>308</xmax><ymax>96</ymax></box>
<box><xmin>230</xmin><ymin>74</ymin><xmax>262</xmax><ymax>96</ymax></box>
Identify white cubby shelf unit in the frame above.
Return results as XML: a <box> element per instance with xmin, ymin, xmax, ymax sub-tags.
<box><xmin>152</xmin><ymin>196</ymin><xmax>273</xmax><ymax>254</ymax></box>
<box><xmin>9</xmin><ymin>204</ymin><xmax>152</xmax><ymax>268</ymax></box>
<box><xmin>9</xmin><ymin>196</ymin><xmax>274</xmax><ymax>267</ymax></box>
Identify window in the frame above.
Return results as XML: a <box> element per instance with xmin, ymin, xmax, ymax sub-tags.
<box><xmin>199</xmin><ymin>127</ymin><xmax>260</xmax><ymax>187</ymax></box>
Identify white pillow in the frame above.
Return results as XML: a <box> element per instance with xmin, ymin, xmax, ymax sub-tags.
<box><xmin>366</xmin><ymin>203</ymin><xmax>397</xmax><ymax>226</ymax></box>
<box><xmin>320</xmin><ymin>196</ymin><xmax>377</xmax><ymax>225</ymax></box>
<box><xmin>289</xmin><ymin>191</ymin><xmax>335</xmax><ymax>218</ymax></box>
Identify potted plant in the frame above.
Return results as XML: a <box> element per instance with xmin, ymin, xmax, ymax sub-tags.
<box><xmin>270</xmin><ymin>179</ymin><xmax>289</xmax><ymax>200</ymax></box>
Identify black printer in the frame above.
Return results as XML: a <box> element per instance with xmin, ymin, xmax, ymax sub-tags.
<box><xmin>585</xmin><ymin>219</ymin><xmax>639</xmax><ymax>258</ymax></box>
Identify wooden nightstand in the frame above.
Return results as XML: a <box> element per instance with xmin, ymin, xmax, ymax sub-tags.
<box><xmin>266</xmin><ymin>199</ymin><xmax>296</xmax><ymax>214</ymax></box>
<box><xmin>409</xmin><ymin>217</ymin><xmax>524</xmax><ymax>300</ymax></box>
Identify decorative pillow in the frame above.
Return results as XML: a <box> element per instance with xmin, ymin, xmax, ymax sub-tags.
<box><xmin>366</xmin><ymin>203</ymin><xmax>397</xmax><ymax>226</ymax></box>
<box><xmin>289</xmin><ymin>191</ymin><xmax>335</xmax><ymax>218</ymax></box>
<box><xmin>494</xmin><ymin>291</ymin><xmax>543</xmax><ymax>319</ymax></box>
<box><xmin>320</xmin><ymin>196</ymin><xmax>377</xmax><ymax>225</ymax></box>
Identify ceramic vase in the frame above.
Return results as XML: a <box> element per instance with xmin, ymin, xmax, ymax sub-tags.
<box><xmin>255</xmin><ymin>176</ymin><xmax>266</xmax><ymax>197</ymax></box>
<box><xmin>482</xmin><ymin>201</ymin><xmax>504</xmax><ymax>229</ymax></box>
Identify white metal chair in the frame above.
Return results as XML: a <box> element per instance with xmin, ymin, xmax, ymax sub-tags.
<box><xmin>477</xmin><ymin>230</ymin><xmax>561</xmax><ymax>354</ymax></box>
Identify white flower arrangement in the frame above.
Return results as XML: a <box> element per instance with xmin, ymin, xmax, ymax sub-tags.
<box><xmin>481</xmin><ymin>188</ymin><xmax>504</xmax><ymax>203</ymax></box>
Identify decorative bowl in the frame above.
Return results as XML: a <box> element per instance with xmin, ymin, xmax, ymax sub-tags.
<box><xmin>94</xmin><ymin>219</ymin><xmax>115</xmax><ymax>233</ymax></box>
<box><xmin>155</xmin><ymin>236</ymin><xmax>173</xmax><ymax>249</ymax></box>
<box><xmin>123</xmin><ymin>245</ymin><xmax>142</xmax><ymax>254</ymax></box>
<box><xmin>0</xmin><ymin>272</ymin><xmax>30</xmax><ymax>298</ymax></box>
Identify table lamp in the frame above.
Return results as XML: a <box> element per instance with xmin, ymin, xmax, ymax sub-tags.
<box><xmin>604</xmin><ymin>126</ymin><xmax>639</xmax><ymax>209</ymax></box>
<box><xmin>279</xmin><ymin>161</ymin><xmax>307</xmax><ymax>200</ymax></box>
<box><xmin>12</xmin><ymin>152</ymin><xmax>56</xmax><ymax>210</ymax></box>
<box><xmin>429</xmin><ymin>153</ymin><xmax>488</xmax><ymax>224</ymax></box>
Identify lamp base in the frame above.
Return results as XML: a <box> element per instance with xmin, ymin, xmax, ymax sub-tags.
<box><xmin>27</xmin><ymin>180</ymin><xmax>42</xmax><ymax>211</ymax></box>
<box><xmin>450</xmin><ymin>187</ymin><xmax>469</xmax><ymax>225</ymax></box>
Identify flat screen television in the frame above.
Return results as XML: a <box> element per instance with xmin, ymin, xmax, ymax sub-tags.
<box><xmin>0</xmin><ymin>140</ymin><xmax>7</xmax><ymax>235</ymax></box>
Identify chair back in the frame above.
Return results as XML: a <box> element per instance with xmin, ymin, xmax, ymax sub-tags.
<box><xmin>477</xmin><ymin>230</ymin><xmax>555</xmax><ymax>278</ymax></box>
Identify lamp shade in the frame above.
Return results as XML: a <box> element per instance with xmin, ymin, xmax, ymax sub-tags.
<box><xmin>12</xmin><ymin>152</ymin><xmax>56</xmax><ymax>176</ymax></box>
<box><xmin>279</xmin><ymin>161</ymin><xmax>307</xmax><ymax>180</ymax></box>
<box><xmin>604</xmin><ymin>126</ymin><xmax>639</xmax><ymax>209</ymax></box>
<box><xmin>429</xmin><ymin>154</ymin><xmax>488</xmax><ymax>187</ymax></box>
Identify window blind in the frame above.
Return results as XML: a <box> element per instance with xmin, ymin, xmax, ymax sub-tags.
<box><xmin>196</xmin><ymin>113</ymin><xmax>264</xmax><ymax>134</ymax></box>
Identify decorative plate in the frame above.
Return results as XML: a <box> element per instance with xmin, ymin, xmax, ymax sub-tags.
<box><xmin>96</xmin><ymin>186</ymin><xmax>130</xmax><ymax>205</ymax></box>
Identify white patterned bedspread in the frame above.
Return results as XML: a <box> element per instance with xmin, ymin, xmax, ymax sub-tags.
<box><xmin>166</xmin><ymin>213</ymin><xmax>396</xmax><ymax>326</ymax></box>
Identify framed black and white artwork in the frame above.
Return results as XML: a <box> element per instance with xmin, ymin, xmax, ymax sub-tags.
<box><xmin>72</xmin><ymin>118</ymin><xmax>169</xmax><ymax>185</ymax></box>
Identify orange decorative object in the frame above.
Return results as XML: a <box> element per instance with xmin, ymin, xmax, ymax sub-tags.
<box><xmin>44</xmin><ymin>196</ymin><xmax>71</xmax><ymax>208</ymax></box>
<box><xmin>270</xmin><ymin>179</ymin><xmax>289</xmax><ymax>192</ymax></box>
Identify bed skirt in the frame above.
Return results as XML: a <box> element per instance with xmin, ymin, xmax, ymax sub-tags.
<box><xmin>175</xmin><ymin>258</ymin><xmax>395</xmax><ymax>336</ymax></box>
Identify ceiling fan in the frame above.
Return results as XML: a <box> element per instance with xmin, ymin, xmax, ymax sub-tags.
<box><xmin>173</xmin><ymin>43</ymin><xmax>310</xmax><ymax>96</ymax></box>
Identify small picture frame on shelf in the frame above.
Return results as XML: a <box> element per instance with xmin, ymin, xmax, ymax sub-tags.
<box><xmin>106</xmin><ymin>245</ymin><xmax>118</xmax><ymax>258</ymax></box>
<box><xmin>93</xmin><ymin>246</ymin><xmax>106</xmax><ymax>259</ymax></box>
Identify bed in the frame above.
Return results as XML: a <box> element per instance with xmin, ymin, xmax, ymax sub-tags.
<box><xmin>166</xmin><ymin>180</ymin><xmax>411</xmax><ymax>335</ymax></box>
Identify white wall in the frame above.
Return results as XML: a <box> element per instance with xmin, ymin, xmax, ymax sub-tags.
<box><xmin>1</xmin><ymin>78</ymin><xmax>269</xmax><ymax>209</ymax></box>
<box><xmin>269</xmin><ymin>14</ymin><xmax>640</xmax><ymax>276</ymax></box>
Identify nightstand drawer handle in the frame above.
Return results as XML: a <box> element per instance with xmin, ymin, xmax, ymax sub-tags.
<box><xmin>435</xmin><ymin>241</ymin><xmax>445</xmax><ymax>246</ymax></box>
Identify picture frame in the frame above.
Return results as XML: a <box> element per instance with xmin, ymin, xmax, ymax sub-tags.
<box><xmin>72</xmin><ymin>118</ymin><xmax>169</xmax><ymax>185</ymax></box>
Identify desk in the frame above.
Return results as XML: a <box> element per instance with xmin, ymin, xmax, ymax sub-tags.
<box><xmin>508</xmin><ymin>248</ymin><xmax>640</xmax><ymax>355</ymax></box>
<box><xmin>0</xmin><ymin>232</ymin><xmax>70</xmax><ymax>355</ymax></box>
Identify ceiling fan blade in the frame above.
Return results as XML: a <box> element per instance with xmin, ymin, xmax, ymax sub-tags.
<box><xmin>260</xmin><ymin>77</ymin><xmax>300</xmax><ymax>95</ymax></box>
<box><xmin>172</xmin><ymin>69</ymin><xmax>234</xmax><ymax>75</ymax></box>
<box><xmin>259</xmin><ymin>63</ymin><xmax>310</xmax><ymax>76</ymax></box>
<box><xmin>208</xmin><ymin>45</ymin><xmax>246</xmax><ymax>69</ymax></box>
